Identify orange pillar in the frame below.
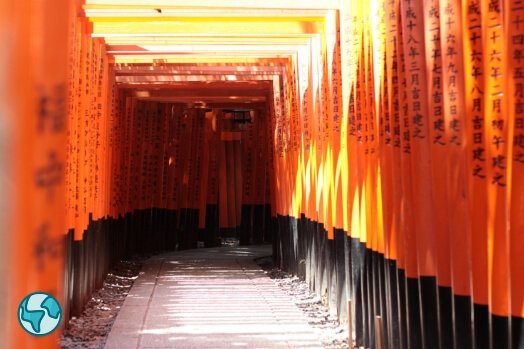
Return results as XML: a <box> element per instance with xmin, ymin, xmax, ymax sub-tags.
<box><xmin>1</xmin><ymin>0</ymin><xmax>70</xmax><ymax>347</ymax></box>
<box><xmin>506</xmin><ymin>0</ymin><xmax>524</xmax><ymax>325</ymax></box>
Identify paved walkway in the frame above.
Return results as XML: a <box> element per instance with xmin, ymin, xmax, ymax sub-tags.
<box><xmin>105</xmin><ymin>245</ymin><xmax>323</xmax><ymax>348</ymax></box>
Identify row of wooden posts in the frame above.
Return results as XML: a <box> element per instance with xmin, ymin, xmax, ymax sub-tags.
<box><xmin>2</xmin><ymin>0</ymin><xmax>524</xmax><ymax>348</ymax></box>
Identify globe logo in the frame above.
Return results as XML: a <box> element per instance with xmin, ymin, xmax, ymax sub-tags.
<box><xmin>18</xmin><ymin>292</ymin><xmax>62</xmax><ymax>336</ymax></box>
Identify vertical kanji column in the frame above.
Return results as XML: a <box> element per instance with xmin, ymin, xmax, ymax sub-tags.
<box><xmin>506</xmin><ymin>1</ymin><xmax>524</xmax><ymax>346</ymax></box>
<box><xmin>439</xmin><ymin>1</ymin><xmax>473</xmax><ymax>347</ymax></box>
<box><xmin>462</xmin><ymin>0</ymin><xmax>490</xmax><ymax>345</ymax></box>
<box><xmin>482</xmin><ymin>1</ymin><xmax>511</xmax><ymax>346</ymax></box>
<box><xmin>384</xmin><ymin>0</ymin><xmax>403</xmax><ymax>346</ymax></box>
<box><xmin>422</xmin><ymin>0</ymin><xmax>454</xmax><ymax>344</ymax></box>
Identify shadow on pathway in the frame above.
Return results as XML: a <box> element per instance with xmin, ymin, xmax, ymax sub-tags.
<box><xmin>105</xmin><ymin>245</ymin><xmax>323</xmax><ymax>349</ymax></box>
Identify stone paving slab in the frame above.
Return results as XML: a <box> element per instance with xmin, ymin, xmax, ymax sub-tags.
<box><xmin>105</xmin><ymin>245</ymin><xmax>323</xmax><ymax>349</ymax></box>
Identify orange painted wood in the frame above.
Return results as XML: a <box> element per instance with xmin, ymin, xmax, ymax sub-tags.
<box><xmin>188</xmin><ymin>108</ymin><xmax>199</xmax><ymax>212</ymax></box>
<box><xmin>317</xmin><ymin>51</ymin><xmax>329</xmax><ymax>233</ymax></box>
<box><xmin>130</xmin><ymin>97</ymin><xmax>140</xmax><ymax>212</ymax></box>
<box><xmin>100</xmin><ymin>47</ymin><xmax>112</xmax><ymax>219</ymax></box>
<box><xmin>178</xmin><ymin>107</ymin><xmax>191</xmax><ymax>213</ymax></box>
<box><xmin>286</xmin><ymin>61</ymin><xmax>301</xmax><ymax>219</ymax></box>
<box><xmin>147</xmin><ymin>101</ymin><xmax>155</xmax><ymax>209</ymax></box>
<box><xmin>400</xmin><ymin>0</ymin><xmax>437</xmax><ymax>278</ymax></box>
<box><xmin>111</xmin><ymin>80</ymin><xmax>119</xmax><ymax>214</ymax></box>
<box><xmin>177</xmin><ymin>108</ymin><xmax>190</xmax><ymax>212</ymax></box>
<box><xmin>390</xmin><ymin>6</ymin><xmax>404</xmax><ymax>267</ymax></box>
<box><xmin>129</xmin><ymin>97</ymin><xmax>140</xmax><ymax>212</ymax></box>
<box><xmin>296</xmin><ymin>50</ymin><xmax>310</xmax><ymax>219</ymax></box>
<box><xmin>379</xmin><ymin>55</ymin><xmax>394</xmax><ymax>260</ymax></box>
<box><xmin>339</xmin><ymin>6</ymin><xmax>352</xmax><ymax>235</ymax></box>
<box><xmin>206</xmin><ymin>110</ymin><xmax>220</xmax><ymax>206</ymax></box>
<box><xmin>122</xmin><ymin>93</ymin><xmax>134</xmax><ymax>215</ymax></box>
<box><xmin>304</xmin><ymin>60</ymin><xmax>318</xmax><ymax>223</ymax></box>
<box><xmin>164</xmin><ymin>105</ymin><xmax>173</xmax><ymax>211</ymax></box>
<box><xmin>482</xmin><ymin>0</ymin><xmax>510</xmax><ymax>318</ymax></box>
<box><xmin>90</xmin><ymin>39</ymin><xmax>99</xmax><ymax>218</ymax></box>
<box><xmin>197</xmin><ymin>110</ymin><xmax>207</xmax><ymax>210</ymax></box>
<box><xmin>462</xmin><ymin>0</ymin><xmax>489</xmax><ymax>308</ymax></box>
<box><xmin>161</xmin><ymin>104</ymin><xmax>170</xmax><ymax>210</ymax></box>
<box><xmin>226</xmin><ymin>139</ymin><xmax>237</xmax><ymax>227</ymax></box>
<box><xmin>151</xmin><ymin>102</ymin><xmax>162</xmax><ymax>209</ymax></box>
<box><xmin>267</xmin><ymin>82</ymin><xmax>279</xmax><ymax>218</ymax></box>
<box><xmin>95</xmin><ymin>39</ymin><xmax>109</xmax><ymax>220</ymax></box>
<box><xmin>272</xmin><ymin>77</ymin><xmax>285</xmax><ymax>218</ymax></box>
<box><xmin>346</xmin><ymin>10</ymin><xmax>362</xmax><ymax>241</ymax></box>
<box><xmin>199</xmin><ymin>111</ymin><xmax>213</xmax><ymax>229</ymax></box>
<box><xmin>218</xmin><ymin>130</ymin><xmax>229</xmax><ymax>228</ymax></box>
<box><xmin>75</xmin><ymin>21</ymin><xmax>89</xmax><ymax>239</ymax></box>
<box><xmin>234</xmin><ymin>138</ymin><xmax>244</xmax><ymax>226</ymax></box>
<box><xmin>66</xmin><ymin>6</ymin><xmax>79</xmax><ymax>232</ymax></box>
<box><xmin>281</xmin><ymin>68</ymin><xmax>292</xmax><ymax>218</ymax></box>
<box><xmin>365</xmin><ymin>23</ymin><xmax>381</xmax><ymax>253</ymax></box>
<box><xmin>145</xmin><ymin>101</ymin><xmax>155</xmax><ymax>209</ymax></box>
<box><xmin>149</xmin><ymin>102</ymin><xmax>159</xmax><ymax>209</ymax></box>
<box><xmin>188</xmin><ymin>109</ymin><xmax>200</xmax><ymax>211</ymax></box>
<box><xmin>107</xmin><ymin>85</ymin><xmax>115</xmax><ymax>217</ymax></box>
<box><xmin>3</xmin><ymin>1</ymin><xmax>70</xmax><ymax>347</ymax></box>
<box><xmin>159</xmin><ymin>104</ymin><xmax>170</xmax><ymax>211</ymax></box>
<box><xmin>382</xmin><ymin>0</ymin><xmax>398</xmax><ymax>262</ymax></box>
<box><xmin>440</xmin><ymin>0</ymin><xmax>471</xmax><ymax>297</ymax></box>
<box><xmin>165</xmin><ymin>104</ymin><xmax>176</xmax><ymax>211</ymax></box>
<box><xmin>242</xmin><ymin>114</ymin><xmax>255</xmax><ymax>206</ymax></box>
<box><xmin>331</xmin><ymin>13</ymin><xmax>345</xmax><ymax>233</ymax></box>
<box><xmin>506</xmin><ymin>0</ymin><xmax>524</xmax><ymax>318</ymax></box>
<box><xmin>396</xmin><ymin>21</ymin><xmax>416</xmax><ymax>278</ymax></box>
<box><xmin>254</xmin><ymin>109</ymin><xmax>269</xmax><ymax>206</ymax></box>
<box><xmin>288</xmin><ymin>69</ymin><xmax>297</xmax><ymax>221</ymax></box>
<box><xmin>86</xmin><ymin>36</ymin><xmax>95</xmax><ymax>221</ymax></box>
<box><xmin>170</xmin><ymin>105</ymin><xmax>184</xmax><ymax>212</ymax></box>
<box><xmin>356</xmin><ymin>18</ymin><xmax>368</xmax><ymax>246</ymax></box>
<box><xmin>423</xmin><ymin>0</ymin><xmax>451</xmax><ymax>288</ymax></box>
<box><xmin>375</xmin><ymin>2</ymin><xmax>387</xmax><ymax>257</ymax></box>
<box><xmin>135</xmin><ymin>100</ymin><xmax>147</xmax><ymax>211</ymax></box>
<box><xmin>363</xmin><ymin>21</ymin><xmax>374</xmax><ymax>251</ymax></box>
<box><xmin>140</xmin><ymin>100</ymin><xmax>150</xmax><ymax>210</ymax></box>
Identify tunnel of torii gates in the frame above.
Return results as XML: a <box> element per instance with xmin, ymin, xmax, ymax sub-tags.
<box><xmin>1</xmin><ymin>0</ymin><xmax>524</xmax><ymax>348</ymax></box>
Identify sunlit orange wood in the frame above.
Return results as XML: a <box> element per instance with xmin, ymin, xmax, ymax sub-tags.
<box><xmin>396</xmin><ymin>21</ymin><xmax>416</xmax><ymax>278</ymax></box>
<box><xmin>382</xmin><ymin>0</ymin><xmax>399</xmax><ymax>262</ymax></box>
<box><xmin>91</xmin><ymin>19</ymin><xmax>324</xmax><ymax>36</ymax></box>
<box><xmin>440</xmin><ymin>0</ymin><xmax>471</xmax><ymax>297</ymax></box>
<box><xmin>505</xmin><ymin>0</ymin><xmax>524</xmax><ymax>318</ymax></box>
<box><xmin>422</xmin><ymin>0</ymin><xmax>451</xmax><ymax>289</ymax></box>
<box><xmin>400</xmin><ymin>0</ymin><xmax>437</xmax><ymax>279</ymax></box>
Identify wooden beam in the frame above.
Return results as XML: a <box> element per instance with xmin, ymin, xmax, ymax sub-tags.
<box><xmin>115</xmin><ymin>73</ymin><xmax>281</xmax><ymax>83</ymax></box>
<box><xmin>106</xmin><ymin>44</ymin><xmax>309</xmax><ymax>55</ymax></box>
<box><xmin>112</xmin><ymin>64</ymin><xmax>285</xmax><ymax>73</ymax></box>
<box><xmin>104</xmin><ymin>36</ymin><xmax>312</xmax><ymax>46</ymax></box>
<box><xmin>82</xmin><ymin>6</ymin><xmax>330</xmax><ymax>19</ymax></box>
<box><xmin>91</xmin><ymin>20</ymin><xmax>324</xmax><ymax>36</ymax></box>
<box><xmin>83</xmin><ymin>0</ymin><xmax>341</xmax><ymax>10</ymax></box>
<box><xmin>108</xmin><ymin>56</ymin><xmax>289</xmax><ymax>64</ymax></box>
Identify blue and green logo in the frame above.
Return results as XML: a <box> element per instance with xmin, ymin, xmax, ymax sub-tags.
<box><xmin>18</xmin><ymin>292</ymin><xmax>62</xmax><ymax>336</ymax></box>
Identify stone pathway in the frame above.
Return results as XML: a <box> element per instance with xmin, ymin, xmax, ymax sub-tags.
<box><xmin>105</xmin><ymin>246</ymin><xmax>324</xmax><ymax>348</ymax></box>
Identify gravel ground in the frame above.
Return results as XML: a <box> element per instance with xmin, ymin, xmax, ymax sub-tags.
<box><xmin>60</xmin><ymin>255</ymin><xmax>150</xmax><ymax>349</ymax></box>
<box><xmin>254</xmin><ymin>256</ymin><xmax>351</xmax><ymax>349</ymax></box>
<box><xmin>60</xmin><ymin>248</ymin><xmax>351</xmax><ymax>349</ymax></box>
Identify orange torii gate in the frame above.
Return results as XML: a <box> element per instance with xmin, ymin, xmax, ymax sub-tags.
<box><xmin>1</xmin><ymin>1</ymin><xmax>524</xmax><ymax>348</ymax></box>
